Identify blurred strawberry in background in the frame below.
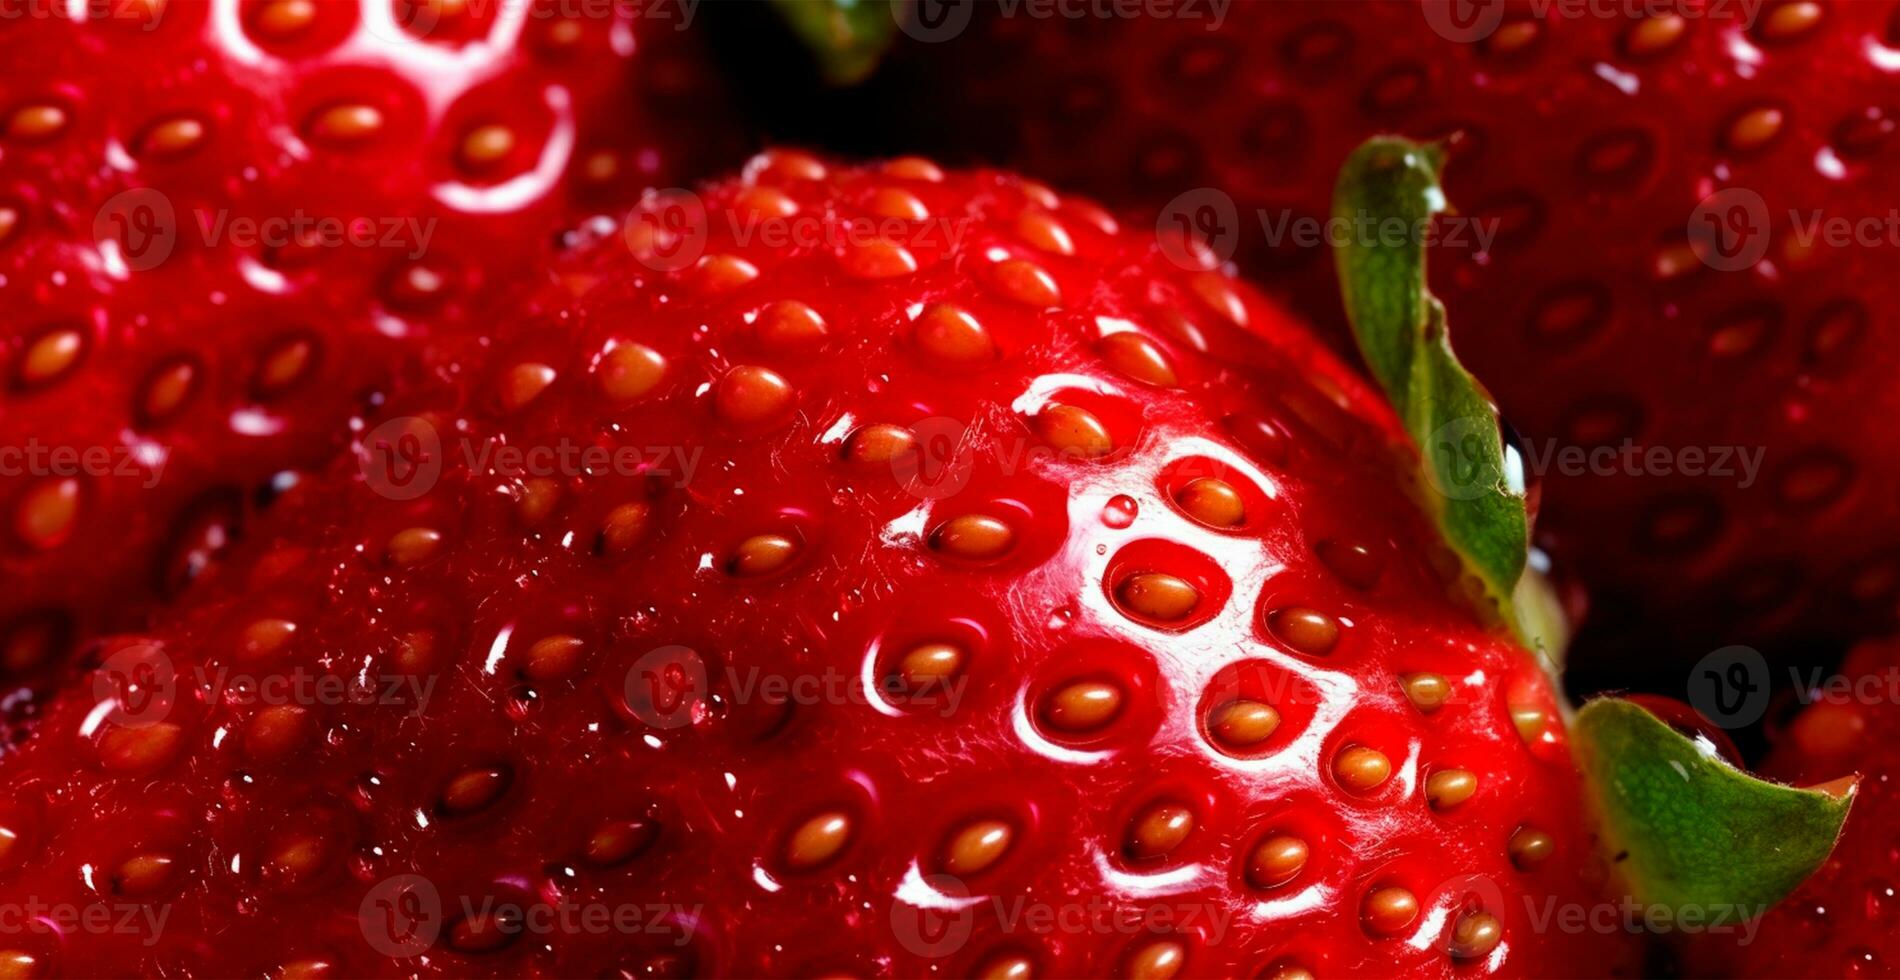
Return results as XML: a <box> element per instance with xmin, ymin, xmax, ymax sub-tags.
<box><xmin>0</xmin><ymin>0</ymin><xmax>744</xmax><ymax>738</ymax></box>
<box><xmin>732</xmin><ymin>0</ymin><xmax>1900</xmax><ymax>692</ymax></box>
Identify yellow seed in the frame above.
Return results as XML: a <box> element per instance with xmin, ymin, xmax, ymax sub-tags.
<box><xmin>941</xmin><ymin>819</ymin><xmax>1013</xmax><ymax>876</ymax></box>
<box><xmin>1041</xmin><ymin>680</ymin><xmax>1123</xmax><ymax>733</ymax></box>
<box><xmin>784</xmin><ymin>811</ymin><xmax>852</xmax><ymax>870</ymax></box>
<box><xmin>1246</xmin><ymin>835</ymin><xmax>1309</xmax><ymax>889</ymax></box>
<box><xmin>1173</xmin><ymin>478</ymin><xmax>1245</xmax><ymax>527</ymax></box>
<box><xmin>929</xmin><ymin>514</ymin><xmax>1014</xmax><ymax>562</ymax></box>
<box><xmin>1362</xmin><ymin>886</ymin><xmax>1419</xmax><ymax>935</ymax></box>
<box><xmin>1401</xmin><ymin>673</ymin><xmax>1451</xmax><ymax>712</ymax></box>
<box><xmin>1333</xmin><ymin>745</ymin><xmax>1392</xmax><ymax>794</ymax></box>
<box><xmin>1115</xmin><ymin>573</ymin><xmax>1199</xmax><ymax>623</ymax></box>
<box><xmin>1426</xmin><ymin>769</ymin><xmax>1478</xmax><ymax>810</ymax></box>
<box><xmin>1207</xmin><ymin>700</ymin><xmax>1279</xmax><ymax>749</ymax></box>
<box><xmin>1125</xmin><ymin>802</ymin><xmax>1194</xmax><ymax>860</ymax></box>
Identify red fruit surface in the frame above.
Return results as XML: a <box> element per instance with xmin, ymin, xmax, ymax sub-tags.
<box><xmin>0</xmin><ymin>155</ymin><xmax>1642</xmax><ymax>976</ymax></box>
<box><xmin>882</xmin><ymin>0</ymin><xmax>1900</xmax><ymax>658</ymax></box>
<box><xmin>0</xmin><ymin>0</ymin><xmax>739</xmax><ymax>719</ymax></box>
<box><xmin>1695</xmin><ymin>638</ymin><xmax>1900</xmax><ymax>977</ymax></box>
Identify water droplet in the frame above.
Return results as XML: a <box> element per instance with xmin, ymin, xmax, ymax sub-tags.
<box><xmin>1101</xmin><ymin>494</ymin><xmax>1138</xmax><ymax>528</ymax></box>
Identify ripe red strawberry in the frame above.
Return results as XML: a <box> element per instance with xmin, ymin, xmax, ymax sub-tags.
<box><xmin>863</xmin><ymin>0</ymin><xmax>1900</xmax><ymax>663</ymax></box>
<box><xmin>0</xmin><ymin>0</ymin><xmax>740</xmax><ymax>718</ymax></box>
<box><xmin>0</xmin><ymin>153</ymin><xmax>1648</xmax><ymax>976</ymax></box>
<box><xmin>1690</xmin><ymin>638</ymin><xmax>1900</xmax><ymax>977</ymax></box>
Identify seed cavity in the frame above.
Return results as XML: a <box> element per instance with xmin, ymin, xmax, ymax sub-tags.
<box><xmin>1035</xmin><ymin>404</ymin><xmax>1113</xmax><ymax>459</ymax></box>
<box><xmin>1362</xmin><ymin>886</ymin><xmax>1419</xmax><ymax>936</ymax></box>
<box><xmin>1124</xmin><ymin>802</ymin><xmax>1194</xmax><ymax>861</ymax></box>
<box><xmin>1333</xmin><ymin>744</ymin><xmax>1392</xmax><ymax>794</ymax></box>
<box><xmin>1245</xmin><ymin>834</ymin><xmax>1309</xmax><ymax>889</ymax></box>
<box><xmin>1267</xmin><ymin>607</ymin><xmax>1339</xmax><ymax>656</ymax></box>
<box><xmin>1173</xmin><ymin>478</ymin><xmax>1244</xmax><ymax>528</ymax></box>
<box><xmin>1207</xmin><ymin>699</ymin><xmax>1280</xmax><ymax>750</ymax></box>
<box><xmin>1426</xmin><ymin>769</ymin><xmax>1478</xmax><ymax>811</ymax></box>
<box><xmin>1114</xmin><ymin>572</ymin><xmax>1199</xmax><ymax>624</ymax></box>
<box><xmin>928</xmin><ymin>514</ymin><xmax>1015</xmax><ymax>562</ymax></box>
<box><xmin>941</xmin><ymin>818</ymin><xmax>1014</xmax><ymax>876</ymax></box>
<box><xmin>784</xmin><ymin>811</ymin><xmax>853</xmax><ymax>870</ymax></box>
<box><xmin>1040</xmin><ymin>679</ymin><xmax>1123</xmax><ymax>734</ymax></box>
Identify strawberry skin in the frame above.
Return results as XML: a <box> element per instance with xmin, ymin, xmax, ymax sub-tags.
<box><xmin>0</xmin><ymin>154</ymin><xmax>1640</xmax><ymax>977</ymax></box>
<box><xmin>1691</xmin><ymin>638</ymin><xmax>1900</xmax><ymax>977</ymax></box>
<box><xmin>877</xmin><ymin>0</ymin><xmax>1900</xmax><ymax>658</ymax></box>
<box><xmin>0</xmin><ymin>0</ymin><xmax>738</xmax><ymax>711</ymax></box>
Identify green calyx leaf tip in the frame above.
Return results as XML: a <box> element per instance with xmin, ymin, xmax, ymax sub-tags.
<box><xmin>771</xmin><ymin>0</ymin><xmax>898</xmax><ymax>85</ymax></box>
<box><xmin>1574</xmin><ymin>698</ymin><xmax>1855</xmax><ymax>917</ymax></box>
<box><xmin>1331</xmin><ymin>135</ymin><xmax>1534</xmax><ymax>645</ymax></box>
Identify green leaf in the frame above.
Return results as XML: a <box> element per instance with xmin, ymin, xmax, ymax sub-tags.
<box><xmin>770</xmin><ymin>0</ymin><xmax>898</xmax><ymax>86</ymax></box>
<box><xmin>1332</xmin><ymin>136</ymin><xmax>1530</xmax><ymax>636</ymax></box>
<box><xmin>1573</xmin><ymin>698</ymin><xmax>1855</xmax><ymax>915</ymax></box>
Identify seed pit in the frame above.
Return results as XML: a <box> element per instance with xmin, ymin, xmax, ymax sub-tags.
<box><xmin>1157</xmin><ymin>456</ymin><xmax>1272</xmax><ymax>532</ymax></box>
<box><xmin>1103</xmin><ymin>540</ymin><xmax>1230</xmax><ymax>632</ymax></box>
<box><xmin>1197</xmin><ymin>660</ymin><xmax>1316</xmax><ymax>759</ymax></box>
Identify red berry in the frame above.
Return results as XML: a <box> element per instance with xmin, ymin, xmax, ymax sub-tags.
<box><xmin>884</xmin><ymin>0</ymin><xmax>1900</xmax><ymax>656</ymax></box>
<box><xmin>0</xmin><ymin>155</ymin><xmax>1637</xmax><ymax>976</ymax></box>
<box><xmin>0</xmin><ymin>0</ymin><xmax>742</xmax><ymax>720</ymax></box>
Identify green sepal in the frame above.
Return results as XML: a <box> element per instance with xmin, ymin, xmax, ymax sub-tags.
<box><xmin>1332</xmin><ymin>135</ymin><xmax>1531</xmax><ymax>639</ymax></box>
<box><xmin>770</xmin><ymin>0</ymin><xmax>898</xmax><ymax>85</ymax></box>
<box><xmin>1573</xmin><ymin>698</ymin><xmax>1855</xmax><ymax>915</ymax></box>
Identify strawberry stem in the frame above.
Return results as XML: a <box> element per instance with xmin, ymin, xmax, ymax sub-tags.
<box><xmin>1332</xmin><ymin>135</ymin><xmax>1537</xmax><ymax>647</ymax></box>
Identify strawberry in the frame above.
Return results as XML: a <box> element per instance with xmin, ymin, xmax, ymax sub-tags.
<box><xmin>1690</xmin><ymin>638</ymin><xmax>1900</xmax><ymax>977</ymax></box>
<box><xmin>0</xmin><ymin>152</ymin><xmax>1655</xmax><ymax>976</ymax></box>
<box><xmin>842</xmin><ymin>0</ymin><xmax>1900</xmax><ymax>663</ymax></box>
<box><xmin>0</xmin><ymin>0</ymin><xmax>741</xmax><ymax>721</ymax></box>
